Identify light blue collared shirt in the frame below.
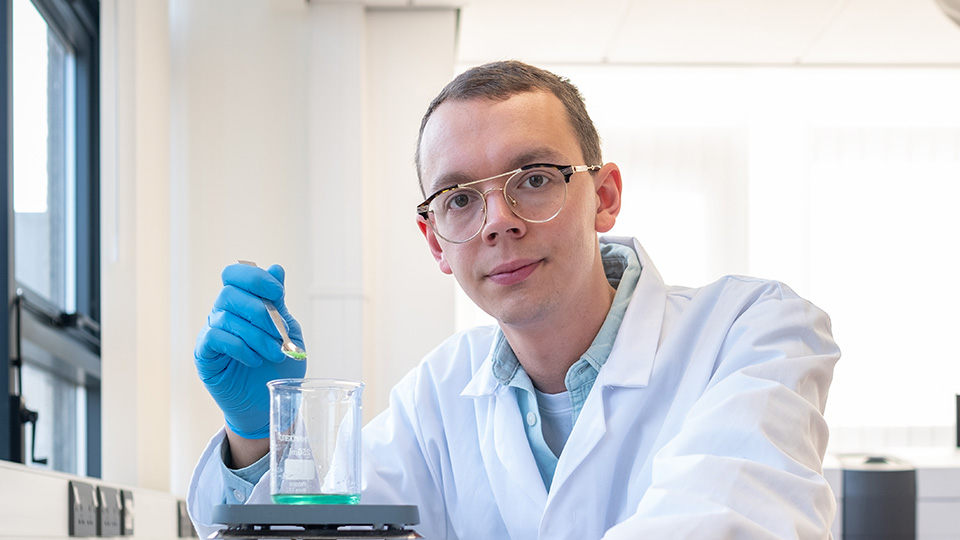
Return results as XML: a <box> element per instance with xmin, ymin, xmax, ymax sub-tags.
<box><xmin>219</xmin><ymin>436</ymin><xmax>270</xmax><ymax>504</ymax></box>
<box><xmin>489</xmin><ymin>242</ymin><xmax>641</xmax><ymax>489</ymax></box>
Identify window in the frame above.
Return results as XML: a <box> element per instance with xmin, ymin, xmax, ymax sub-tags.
<box><xmin>455</xmin><ymin>63</ymin><xmax>960</xmax><ymax>451</ymax></box>
<box><xmin>586</xmin><ymin>66</ymin><xmax>960</xmax><ymax>450</ymax></box>
<box><xmin>1</xmin><ymin>0</ymin><xmax>99</xmax><ymax>476</ymax></box>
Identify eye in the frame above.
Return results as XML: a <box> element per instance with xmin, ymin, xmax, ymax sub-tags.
<box><xmin>451</xmin><ymin>193</ymin><xmax>471</xmax><ymax>208</ymax></box>
<box><xmin>524</xmin><ymin>174</ymin><xmax>548</xmax><ymax>188</ymax></box>
<box><xmin>440</xmin><ymin>189</ymin><xmax>481</xmax><ymax>212</ymax></box>
<box><xmin>516</xmin><ymin>168</ymin><xmax>557</xmax><ymax>190</ymax></box>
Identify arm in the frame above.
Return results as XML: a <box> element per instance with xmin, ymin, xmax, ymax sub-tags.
<box><xmin>187</xmin><ymin>263</ymin><xmax>307</xmax><ymax>532</ymax></box>
<box><xmin>224</xmin><ymin>428</ymin><xmax>269</xmax><ymax>469</ymax></box>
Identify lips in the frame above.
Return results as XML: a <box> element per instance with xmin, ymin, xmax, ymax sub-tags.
<box><xmin>486</xmin><ymin>259</ymin><xmax>541</xmax><ymax>286</ymax></box>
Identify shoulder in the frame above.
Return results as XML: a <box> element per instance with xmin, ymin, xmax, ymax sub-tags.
<box><xmin>668</xmin><ymin>274</ymin><xmax>799</xmax><ymax>302</ymax></box>
<box><xmin>658</xmin><ymin>274</ymin><xmax>835</xmax><ymax>356</ymax></box>
<box><xmin>680</xmin><ymin>275</ymin><xmax>837</xmax><ymax>357</ymax></box>
<box><xmin>665</xmin><ymin>274</ymin><xmax>819</xmax><ymax>320</ymax></box>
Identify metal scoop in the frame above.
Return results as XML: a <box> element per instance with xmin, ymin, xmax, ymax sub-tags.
<box><xmin>238</xmin><ymin>260</ymin><xmax>307</xmax><ymax>361</ymax></box>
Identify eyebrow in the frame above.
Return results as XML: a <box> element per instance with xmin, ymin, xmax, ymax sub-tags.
<box><xmin>426</xmin><ymin>146</ymin><xmax>571</xmax><ymax>194</ymax></box>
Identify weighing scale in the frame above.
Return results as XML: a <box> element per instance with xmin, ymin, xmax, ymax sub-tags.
<box><xmin>209</xmin><ymin>504</ymin><xmax>422</xmax><ymax>539</ymax></box>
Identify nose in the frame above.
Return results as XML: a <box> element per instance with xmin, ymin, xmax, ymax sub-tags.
<box><xmin>480</xmin><ymin>186</ymin><xmax>525</xmax><ymax>243</ymax></box>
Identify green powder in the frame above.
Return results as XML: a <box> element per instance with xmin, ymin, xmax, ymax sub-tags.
<box><xmin>285</xmin><ymin>350</ymin><xmax>308</xmax><ymax>361</ymax></box>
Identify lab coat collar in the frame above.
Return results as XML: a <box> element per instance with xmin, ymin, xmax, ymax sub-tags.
<box><xmin>594</xmin><ymin>236</ymin><xmax>665</xmax><ymax>389</ymax></box>
<box><xmin>461</xmin><ymin>236</ymin><xmax>666</xmax><ymax>398</ymax></box>
<box><xmin>461</xmin><ymin>345</ymin><xmax>502</xmax><ymax>397</ymax></box>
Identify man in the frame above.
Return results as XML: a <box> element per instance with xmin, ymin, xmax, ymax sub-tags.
<box><xmin>189</xmin><ymin>61</ymin><xmax>840</xmax><ymax>539</ymax></box>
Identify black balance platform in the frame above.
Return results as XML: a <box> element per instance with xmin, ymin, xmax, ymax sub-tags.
<box><xmin>210</xmin><ymin>504</ymin><xmax>421</xmax><ymax>540</ymax></box>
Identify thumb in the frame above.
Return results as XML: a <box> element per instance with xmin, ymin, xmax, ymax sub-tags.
<box><xmin>266</xmin><ymin>264</ymin><xmax>292</xmax><ymax>313</ymax></box>
<box><xmin>265</xmin><ymin>265</ymin><xmax>301</xmax><ymax>343</ymax></box>
<box><xmin>266</xmin><ymin>264</ymin><xmax>286</xmax><ymax>287</ymax></box>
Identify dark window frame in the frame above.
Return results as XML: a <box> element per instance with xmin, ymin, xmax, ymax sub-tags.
<box><xmin>1</xmin><ymin>0</ymin><xmax>100</xmax><ymax>476</ymax></box>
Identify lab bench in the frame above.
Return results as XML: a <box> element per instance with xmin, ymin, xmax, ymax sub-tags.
<box><xmin>0</xmin><ymin>459</ymin><xmax>191</xmax><ymax>539</ymax></box>
<box><xmin>5</xmin><ymin>449</ymin><xmax>960</xmax><ymax>539</ymax></box>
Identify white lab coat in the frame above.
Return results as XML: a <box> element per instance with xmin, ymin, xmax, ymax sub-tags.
<box><xmin>188</xmin><ymin>237</ymin><xmax>840</xmax><ymax>540</ymax></box>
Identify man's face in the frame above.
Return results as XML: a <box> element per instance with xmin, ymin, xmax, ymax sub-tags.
<box><xmin>417</xmin><ymin>90</ymin><xmax>614</xmax><ymax>328</ymax></box>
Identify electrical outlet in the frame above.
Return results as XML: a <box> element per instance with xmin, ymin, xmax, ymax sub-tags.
<box><xmin>177</xmin><ymin>500</ymin><xmax>196</xmax><ymax>537</ymax></box>
<box><xmin>68</xmin><ymin>480</ymin><xmax>98</xmax><ymax>537</ymax></box>
<box><xmin>97</xmin><ymin>486</ymin><xmax>122</xmax><ymax>537</ymax></box>
<box><xmin>121</xmin><ymin>490</ymin><xmax>135</xmax><ymax>536</ymax></box>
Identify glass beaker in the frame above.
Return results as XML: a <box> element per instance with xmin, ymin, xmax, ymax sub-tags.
<box><xmin>268</xmin><ymin>378</ymin><xmax>364</xmax><ymax>504</ymax></box>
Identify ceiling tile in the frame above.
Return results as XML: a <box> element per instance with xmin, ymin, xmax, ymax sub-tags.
<box><xmin>456</xmin><ymin>0</ymin><xmax>629</xmax><ymax>64</ymax></box>
<box><xmin>454</xmin><ymin>0</ymin><xmax>960</xmax><ymax>65</ymax></box>
<box><xmin>607</xmin><ymin>0</ymin><xmax>847</xmax><ymax>63</ymax></box>
<box><xmin>800</xmin><ymin>0</ymin><xmax>960</xmax><ymax>63</ymax></box>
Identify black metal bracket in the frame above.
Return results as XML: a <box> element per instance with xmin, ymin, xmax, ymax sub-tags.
<box><xmin>9</xmin><ymin>292</ymin><xmax>47</xmax><ymax>465</ymax></box>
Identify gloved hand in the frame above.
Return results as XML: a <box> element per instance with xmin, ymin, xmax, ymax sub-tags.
<box><xmin>194</xmin><ymin>263</ymin><xmax>307</xmax><ymax>439</ymax></box>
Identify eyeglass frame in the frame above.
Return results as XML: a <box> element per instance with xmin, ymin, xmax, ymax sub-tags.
<box><xmin>416</xmin><ymin>163</ymin><xmax>602</xmax><ymax>244</ymax></box>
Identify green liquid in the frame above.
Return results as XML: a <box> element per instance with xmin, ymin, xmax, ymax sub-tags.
<box><xmin>272</xmin><ymin>493</ymin><xmax>360</xmax><ymax>505</ymax></box>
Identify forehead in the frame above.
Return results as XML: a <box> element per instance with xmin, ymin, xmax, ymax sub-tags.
<box><xmin>419</xmin><ymin>91</ymin><xmax>583</xmax><ymax>194</ymax></box>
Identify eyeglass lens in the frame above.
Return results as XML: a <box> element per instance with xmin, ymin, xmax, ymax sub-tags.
<box><xmin>428</xmin><ymin>166</ymin><xmax>568</xmax><ymax>243</ymax></box>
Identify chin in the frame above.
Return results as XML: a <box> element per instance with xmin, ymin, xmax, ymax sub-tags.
<box><xmin>490</xmin><ymin>299</ymin><xmax>552</xmax><ymax>328</ymax></box>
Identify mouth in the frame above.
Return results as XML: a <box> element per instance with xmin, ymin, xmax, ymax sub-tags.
<box><xmin>486</xmin><ymin>259</ymin><xmax>542</xmax><ymax>286</ymax></box>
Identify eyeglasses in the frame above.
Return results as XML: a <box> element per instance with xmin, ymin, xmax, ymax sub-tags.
<box><xmin>417</xmin><ymin>163</ymin><xmax>601</xmax><ymax>244</ymax></box>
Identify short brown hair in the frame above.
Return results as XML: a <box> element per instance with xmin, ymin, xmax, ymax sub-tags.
<box><xmin>415</xmin><ymin>61</ymin><xmax>602</xmax><ymax>192</ymax></box>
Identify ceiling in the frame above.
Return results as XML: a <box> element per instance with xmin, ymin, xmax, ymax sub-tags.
<box><xmin>452</xmin><ymin>0</ymin><xmax>960</xmax><ymax>65</ymax></box>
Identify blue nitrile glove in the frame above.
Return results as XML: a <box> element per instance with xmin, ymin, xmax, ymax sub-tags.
<box><xmin>194</xmin><ymin>263</ymin><xmax>307</xmax><ymax>439</ymax></box>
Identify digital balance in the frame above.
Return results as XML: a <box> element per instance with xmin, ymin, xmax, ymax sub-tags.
<box><xmin>209</xmin><ymin>504</ymin><xmax>422</xmax><ymax>539</ymax></box>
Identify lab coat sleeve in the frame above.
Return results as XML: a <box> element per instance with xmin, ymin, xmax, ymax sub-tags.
<box><xmin>184</xmin><ymin>398</ymin><xmax>450</xmax><ymax>540</ymax></box>
<box><xmin>187</xmin><ymin>427</ymin><xmax>273</xmax><ymax>539</ymax></box>
<box><xmin>603</xmin><ymin>282</ymin><xmax>840</xmax><ymax>539</ymax></box>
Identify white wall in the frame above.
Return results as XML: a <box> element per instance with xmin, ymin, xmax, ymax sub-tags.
<box><xmin>363</xmin><ymin>9</ymin><xmax>459</xmax><ymax>416</ymax></box>
<box><xmin>166</xmin><ymin>0</ymin><xmax>314</xmax><ymax>497</ymax></box>
<box><xmin>101</xmin><ymin>0</ymin><xmax>174</xmax><ymax>492</ymax></box>
<box><xmin>98</xmin><ymin>0</ymin><xmax>458</xmax><ymax>495</ymax></box>
<box><xmin>90</xmin><ymin>0</ymin><xmax>960</xmax><ymax>501</ymax></box>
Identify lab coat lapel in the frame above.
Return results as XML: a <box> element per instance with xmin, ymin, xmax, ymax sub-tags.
<box><xmin>464</xmin><ymin>354</ymin><xmax>547</xmax><ymax>538</ymax></box>
<box><xmin>496</xmin><ymin>388</ymin><xmax>549</xmax><ymax>504</ymax></box>
<box><xmin>548</xmin><ymin>382</ymin><xmax>607</xmax><ymax>496</ymax></box>
<box><xmin>549</xmin><ymin>238</ymin><xmax>667</xmax><ymax>494</ymax></box>
<box><xmin>471</xmin><ymin>388</ymin><xmax>548</xmax><ymax>538</ymax></box>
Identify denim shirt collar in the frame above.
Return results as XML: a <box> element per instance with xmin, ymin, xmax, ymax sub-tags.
<box><xmin>490</xmin><ymin>242</ymin><xmax>642</xmax><ymax>389</ymax></box>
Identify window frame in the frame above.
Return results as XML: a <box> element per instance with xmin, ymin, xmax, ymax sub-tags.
<box><xmin>1</xmin><ymin>0</ymin><xmax>99</xmax><ymax>475</ymax></box>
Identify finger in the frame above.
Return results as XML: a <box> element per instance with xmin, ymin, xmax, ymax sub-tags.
<box><xmin>283</xmin><ymin>312</ymin><xmax>305</xmax><ymax>346</ymax></box>
<box><xmin>266</xmin><ymin>264</ymin><xmax>294</xmax><ymax>314</ymax></box>
<box><xmin>206</xmin><ymin>310</ymin><xmax>288</xmax><ymax>364</ymax></box>
<box><xmin>266</xmin><ymin>264</ymin><xmax>285</xmax><ymax>286</ymax></box>
<box><xmin>222</xmin><ymin>263</ymin><xmax>284</xmax><ymax>302</ymax></box>
<box><xmin>262</xmin><ymin>264</ymin><xmax>302</xmax><ymax>341</ymax></box>
<box><xmin>213</xmin><ymin>284</ymin><xmax>279</xmax><ymax>338</ymax></box>
<box><xmin>195</xmin><ymin>326</ymin><xmax>263</xmax><ymax>373</ymax></box>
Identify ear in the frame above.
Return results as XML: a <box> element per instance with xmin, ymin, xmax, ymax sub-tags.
<box><xmin>593</xmin><ymin>163</ymin><xmax>622</xmax><ymax>233</ymax></box>
<box><xmin>417</xmin><ymin>216</ymin><xmax>453</xmax><ymax>275</ymax></box>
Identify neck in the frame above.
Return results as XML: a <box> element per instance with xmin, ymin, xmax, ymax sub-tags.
<box><xmin>500</xmin><ymin>273</ymin><xmax>616</xmax><ymax>394</ymax></box>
